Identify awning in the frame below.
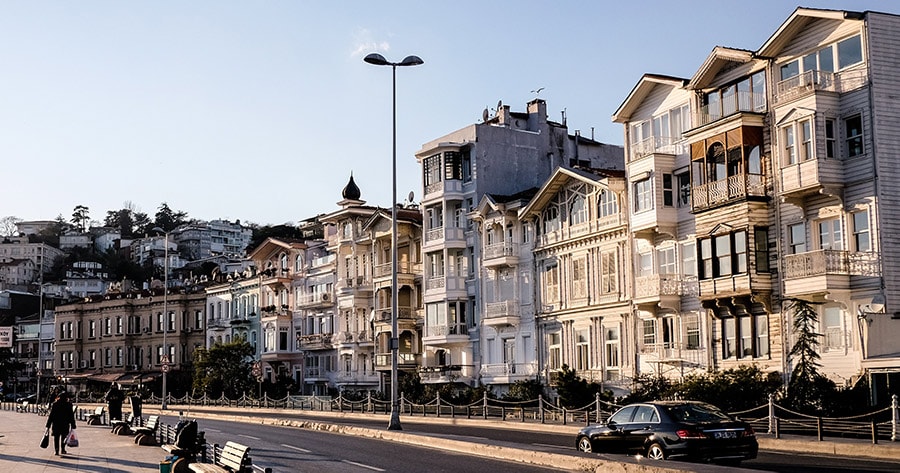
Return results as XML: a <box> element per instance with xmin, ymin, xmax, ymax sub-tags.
<box><xmin>116</xmin><ymin>373</ymin><xmax>159</xmax><ymax>385</ymax></box>
<box><xmin>89</xmin><ymin>373</ymin><xmax>123</xmax><ymax>383</ymax></box>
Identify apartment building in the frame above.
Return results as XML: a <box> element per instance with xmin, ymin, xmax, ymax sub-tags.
<box><xmin>415</xmin><ymin>99</ymin><xmax>624</xmax><ymax>388</ymax></box>
<box><xmin>612</xmin><ymin>7</ymin><xmax>900</xmax><ymax>403</ymax></box>
<box><xmin>204</xmin><ymin>269</ymin><xmax>260</xmax><ymax>352</ymax></box>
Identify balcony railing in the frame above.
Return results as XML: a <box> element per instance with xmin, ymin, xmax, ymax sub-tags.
<box><xmin>298</xmin><ymin>333</ymin><xmax>333</xmax><ymax>349</ymax></box>
<box><xmin>374</xmin><ymin>306</ymin><xmax>418</xmax><ymax>323</ymax></box>
<box><xmin>691</xmin><ymin>173</ymin><xmax>766</xmax><ymax>210</ymax></box>
<box><xmin>694</xmin><ymin>91</ymin><xmax>766</xmax><ymax>127</ymax></box>
<box><xmin>426</xmin><ymin>276</ymin><xmax>445</xmax><ymax>290</ymax></box>
<box><xmin>480</xmin><ymin>362</ymin><xmax>537</xmax><ymax>376</ymax></box>
<box><xmin>375</xmin><ymin>352</ymin><xmax>420</xmax><ymax>367</ymax></box>
<box><xmin>634</xmin><ymin>274</ymin><xmax>685</xmax><ymax>299</ymax></box>
<box><xmin>485</xmin><ymin>300</ymin><xmax>518</xmax><ymax>318</ymax></box>
<box><xmin>774</xmin><ymin>69</ymin><xmax>868</xmax><ymax>104</ymax></box>
<box><xmin>640</xmin><ymin>342</ymin><xmax>704</xmax><ymax>365</ymax></box>
<box><xmin>630</xmin><ymin>136</ymin><xmax>687</xmax><ymax>161</ymax></box>
<box><xmin>296</xmin><ymin>293</ymin><xmax>333</xmax><ymax>307</ymax></box>
<box><xmin>426</xmin><ymin>324</ymin><xmax>468</xmax><ymax>337</ymax></box>
<box><xmin>374</xmin><ymin>261</ymin><xmax>419</xmax><ymax>277</ymax></box>
<box><xmin>783</xmin><ymin>250</ymin><xmax>881</xmax><ymax>279</ymax></box>
<box><xmin>537</xmin><ymin>214</ymin><xmax>625</xmax><ymax>246</ymax></box>
<box><xmin>483</xmin><ymin>242</ymin><xmax>518</xmax><ymax>259</ymax></box>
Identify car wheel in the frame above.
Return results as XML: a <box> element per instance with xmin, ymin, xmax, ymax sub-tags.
<box><xmin>646</xmin><ymin>443</ymin><xmax>666</xmax><ymax>460</ymax></box>
<box><xmin>576</xmin><ymin>436</ymin><xmax>593</xmax><ymax>453</ymax></box>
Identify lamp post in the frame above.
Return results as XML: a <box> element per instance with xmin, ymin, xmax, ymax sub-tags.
<box><xmin>152</xmin><ymin>227</ymin><xmax>170</xmax><ymax>410</ymax></box>
<box><xmin>364</xmin><ymin>52</ymin><xmax>423</xmax><ymax>431</ymax></box>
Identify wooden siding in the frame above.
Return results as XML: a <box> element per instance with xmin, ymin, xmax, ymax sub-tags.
<box><xmin>868</xmin><ymin>13</ymin><xmax>900</xmax><ymax>316</ymax></box>
<box><xmin>774</xmin><ymin>18</ymin><xmax>863</xmax><ymax>62</ymax></box>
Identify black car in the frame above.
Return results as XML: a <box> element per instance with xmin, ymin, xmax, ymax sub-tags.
<box><xmin>575</xmin><ymin>401</ymin><xmax>758</xmax><ymax>465</ymax></box>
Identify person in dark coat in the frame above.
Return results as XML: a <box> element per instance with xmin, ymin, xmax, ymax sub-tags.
<box><xmin>105</xmin><ymin>384</ymin><xmax>124</xmax><ymax>421</ymax></box>
<box><xmin>45</xmin><ymin>392</ymin><xmax>76</xmax><ymax>455</ymax></box>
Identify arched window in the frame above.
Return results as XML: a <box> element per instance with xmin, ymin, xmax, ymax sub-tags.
<box><xmin>295</xmin><ymin>253</ymin><xmax>304</xmax><ymax>271</ymax></box>
<box><xmin>569</xmin><ymin>194</ymin><xmax>587</xmax><ymax>225</ymax></box>
<box><xmin>280</xmin><ymin>253</ymin><xmax>288</xmax><ymax>270</ymax></box>
<box><xmin>598</xmin><ymin>189</ymin><xmax>619</xmax><ymax>217</ymax></box>
<box><xmin>707</xmin><ymin>142</ymin><xmax>726</xmax><ymax>181</ymax></box>
<box><xmin>543</xmin><ymin>206</ymin><xmax>560</xmax><ymax>233</ymax></box>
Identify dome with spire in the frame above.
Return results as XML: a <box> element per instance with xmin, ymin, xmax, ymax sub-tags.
<box><xmin>342</xmin><ymin>173</ymin><xmax>361</xmax><ymax>201</ymax></box>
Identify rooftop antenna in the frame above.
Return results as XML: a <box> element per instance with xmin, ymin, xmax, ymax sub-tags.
<box><xmin>482</xmin><ymin>108</ymin><xmax>489</xmax><ymax>123</ymax></box>
<box><xmin>561</xmin><ymin>109</ymin><xmax>567</xmax><ymax>126</ymax></box>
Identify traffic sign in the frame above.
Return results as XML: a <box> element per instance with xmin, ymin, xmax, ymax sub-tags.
<box><xmin>161</xmin><ymin>355</ymin><xmax>170</xmax><ymax>364</ymax></box>
<box><xmin>162</xmin><ymin>364</ymin><xmax>170</xmax><ymax>373</ymax></box>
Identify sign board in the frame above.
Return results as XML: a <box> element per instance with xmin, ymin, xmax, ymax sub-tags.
<box><xmin>0</xmin><ymin>327</ymin><xmax>12</xmax><ymax>348</ymax></box>
<box><xmin>160</xmin><ymin>355</ymin><xmax>170</xmax><ymax>364</ymax></box>
<box><xmin>162</xmin><ymin>364</ymin><xmax>170</xmax><ymax>373</ymax></box>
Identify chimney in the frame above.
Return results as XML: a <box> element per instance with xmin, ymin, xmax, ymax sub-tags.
<box><xmin>527</xmin><ymin>99</ymin><xmax>547</xmax><ymax>131</ymax></box>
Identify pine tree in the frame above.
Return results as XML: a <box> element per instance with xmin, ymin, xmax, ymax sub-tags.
<box><xmin>786</xmin><ymin>298</ymin><xmax>834</xmax><ymax>412</ymax></box>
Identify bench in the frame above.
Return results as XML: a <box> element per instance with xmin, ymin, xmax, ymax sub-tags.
<box><xmin>189</xmin><ymin>441</ymin><xmax>252</xmax><ymax>473</ymax></box>
<box><xmin>87</xmin><ymin>406</ymin><xmax>106</xmax><ymax>425</ymax></box>
<box><xmin>15</xmin><ymin>401</ymin><xmax>29</xmax><ymax>413</ymax></box>
<box><xmin>160</xmin><ymin>420</ymin><xmax>206</xmax><ymax>473</ymax></box>
<box><xmin>133</xmin><ymin>415</ymin><xmax>159</xmax><ymax>445</ymax></box>
<box><xmin>110</xmin><ymin>412</ymin><xmax>136</xmax><ymax>435</ymax></box>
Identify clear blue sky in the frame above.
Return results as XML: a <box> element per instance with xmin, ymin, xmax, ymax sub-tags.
<box><xmin>1</xmin><ymin>1</ymin><xmax>896</xmax><ymax>227</ymax></box>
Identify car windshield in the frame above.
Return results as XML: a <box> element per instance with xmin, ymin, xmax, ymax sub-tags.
<box><xmin>664</xmin><ymin>403</ymin><xmax>731</xmax><ymax>422</ymax></box>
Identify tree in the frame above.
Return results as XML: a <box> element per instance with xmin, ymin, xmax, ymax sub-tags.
<box><xmin>677</xmin><ymin>365</ymin><xmax>782</xmax><ymax>412</ymax></box>
<box><xmin>554</xmin><ymin>364</ymin><xmax>611</xmax><ymax>408</ymax></box>
<box><xmin>785</xmin><ymin>299</ymin><xmax>835</xmax><ymax>413</ymax></box>
<box><xmin>153</xmin><ymin>203</ymin><xmax>189</xmax><ymax>232</ymax></box>
<box><xmin>192</xmin><ymin>340</ymin><xmax>255</xmax><ymax>398</ymax></box>
<box><xmin>71</xmin><ymin>205</ymin><xmax>90</xmax><ymax>232</ymax></box>
<box><xmin>0</xmin><ymin>216</ymin><xmax>22</xmax><ymax>237</ymax></box>
<box><xmin>503</xmin><ymin>379</ymin><xmax>545</xmax><ymax>402</ymax></box>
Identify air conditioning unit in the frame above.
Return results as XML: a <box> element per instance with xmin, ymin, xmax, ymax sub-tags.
<box><xmin>321</xmin><ymin>294</ymin><xmax>330</xmax><ymax>301</ymax></box>
<box><xmin>79</xmin><ymin>360</ymin><xmax>87</xmax><ymax>369</ymax></box>
<box><xmin>143</xmin><ymin>327</ymin><xmax>151</xmax><ymax>333</ymax></box>
<box><xmin>127</xmin><ymin>364</ymin><xmax>139</xmax><ymax>371</ymax></box>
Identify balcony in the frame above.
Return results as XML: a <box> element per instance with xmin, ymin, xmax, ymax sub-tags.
<box><xmin>694</xmin><ymin>91</ymin><xmax>766</xmax><ymax>128</ymax></box>
<box><xmin>374</xmin><ymin>306</ymin><xmax>419</xmax><ymax>324</ymax></box>
<box><xmin>375</xmin><ymin>352</ymin><xmax>421</xmax><ymax>371</ymax></box>
<box><xmin>483</xmin><ymin>242</ymin><xmax>519</xmax><ymax>268</ymax></box>
<box><xmin>423</xmin><ymin>179</ymin><xmax>464</xmax><ymax>201</ymax></box>
<box><xmin>633</xmin><ymin>274</ymin><xmax>696</xmax><ymax>309</ymax></box>
<box><xmin>298</xmin><ymin>333</ymin><xmax>333</xmax><ymax>350</ymax></box>
<box><xmin>783</xmin><ymin>249</ymin><xmax>881</xmax><ymax>296</ymax></box>
<box><xmin>423</xmin><ymin>324</ymin><xmax>469</xmax><ymax>347</ymax></box>
<box><xmin>334</xmin><ymin>330</ymin><xmax>374</xmax><ymax>346</ymax></box>
<box><xmin>630</xmin><ymin>136</ymin><xmax>686</xmax><ymax>162</ymax></box>
<box><xmin>423</xmin><ymin>226</ymin><xmax>466</xmax><ymax>249</ymax></box>
<box><xmin>479</xmin><ymin>362</ymin><xmax>537</xmax><ymax>384</ymax></box>
<box><xmin>418</xmin><ymin>364</ymin><xmax>462</xmax><ymax>383</ymax></box>
<box><xmin>773</xmin><ymin>69</ymin><xmax>868</xmax><ymax>105</ymax></box>
<box><xmin>691</xmin><ymin>173</ymin><xmax>766</xmax><ymax>211</ymax></box>
<box><xmin>483</xmin><ymin>300</ymin><xmax>519</xmax><ymax>327</ymax></box>
<box><xmin>303</xmin><ymin>367</ymin><xmax>330</xmax><ymax>381</ymax></box>
<box><xmin>779</xmin><ymin>158</ymin><xmax>844</xmax><ymax>202</ymax></box>
<box><xmin>640</xmin><ymin>343</ymin><xmax>705</xmax><ymax>366</ymax></box>
<box><xmin>373</xmin><ymin>261</ymin><xmax>421</xmax><ymax>288</ymax></box>
<box><xmin>261</xmin><ymin>349</ymin><xmax>300</xmax><ymax>363</ymax></box>
<box><xmin>296</xmin><ymin>293</ymin><xmax>333</xmax><ymax>308</ymax></box>
<box><xmin>537</xmin><ymin>214</ymin><xmax>625</xmax><ymax>247</ymax></box>
<box><xmin>334</xmin><ymin>371</ymin><xmax>380</xmax><ymax>385</ymax></box>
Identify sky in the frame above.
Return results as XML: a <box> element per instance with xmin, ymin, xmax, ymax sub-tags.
<box><xmin>2</xmin><ymin>1</ymin><xmax>898</xmax><ymax>227</ymax></box>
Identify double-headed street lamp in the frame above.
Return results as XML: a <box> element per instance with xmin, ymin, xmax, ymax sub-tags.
<box><xmin>152</xmin><ymin>227</ymin><xmax>170</xmax><ymax>410</ymax></box>
<box><xmin>364</xmin><ymin>52</ymin><xmax>423</xmax><ymax>431</ymax></box>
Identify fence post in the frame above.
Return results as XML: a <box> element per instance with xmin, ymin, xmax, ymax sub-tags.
<box><xmin>436</xmin><ymin>392</ymin><xmax>441</xmax><ymax>418</ymax></box>
<box><xmin>775</xmin><ymin>417</ymin><xmax>781</xmax><ymax>439</ymax></box>
<box><xmin>483</xmin><ymin>392</ymin><xmax>488</xmax><ymax>420</ymax></box>
<box><xmin>367</xmin><ymin>391</ymin><xmax>372</xmax><ymax>413</ymax></box>
<box><xmin>872</xmin><ymin>419</ymin><xmax>879</xmax><ymax>444</ymax></box>
<box><xmin>768</xmin><ymin>393</ymin><xmax>775</xmax><ymax>434</ymax></box>
<box><xmin>521</xmin><ymin>406</ymin><xmax>525</xmax><ymax>423</ymax></box>
<box><xmin>401</xmin><ymin>392</ymin><xmax>406</xmax><ymax>415</ymax></box>
<box><xmin>539</xmin><ymin>395</ymin><xmax>545</xmax><ymax>424</ymax></box>
<box><xmin>892</xmin><ymin>394</ymin><xmax>898</xmax><ymax>442</ymax></box>
<box><xmin>563</xmin><ymin>407</ymin><xmax>567</xmax><ymax>426</ymax></box>
<box><xmin>817</xmin><ymin>417</ymin><xmax>824</xmax><ymax>441</ymax></box>
<box><xmin>595</xmin><ymin>392</ymin><xmax>601</xmax><ymax>424</ymax></box>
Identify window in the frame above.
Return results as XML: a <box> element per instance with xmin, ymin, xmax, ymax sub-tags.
<box><xmin>423</xmin><ymin>154</ymin><xmax>442</xmax><ymax>187</ymax></box>
<box><xmin>462</xmin><ymin>149</ymin><xmax>472</xmax><ymax>182</ymax></box>
<box><xmin>783</xmin><ymin>125</ymin><xmax>796</xmax><ymax>164</ymax></box>
<box><xmin>89</xmin><ymin>320</ymin><xmax>96</xmax><ymax>338</ymax></box>
<box><xmin>723</xmin><ymin>314</ymin><xmax>769</xmax><ymax>359</ymax></box>
<box><xmin>700</xmin><ymin>239</ymin><xmax>712</xmax><ymax>279</ymax></box>
<box><xmin>755</xmin><ymin>227</ymin><xmax>770</xmax><ymax>273</ymax></box>
<box><xmin>837</xmin><ymin>35</ymin><xmax>863</xmax><ymax>69</ymax></box>
<box><xmin>818</xmin><ymin>219</ymin><xmax>843</xmax><ymax>250</ymax></box>
<box><xmin>681</xmin><ymin>242</ymin><xmax>697</xmax><ymax>277</ymax></box>
<box><xmin>825</xmin><ymin>118</ymin><xmax>836</xmax><ymax>158</ymax></box>
<box><xmin>575</xmin><ymin>330</ymin><xmax>590</xmax><ymax>371</ymax></box>
<box><xmin>740</xmin><ymin>317</ymin><xmax>753</xmax><ymax>357</ymax></box>
<box><xmin>734</xmin><ymin>231</ymin><xmax>747</xmax><ymax>274</ymax></box>
<box><xmin>698</xmin><ymin>231</ymin><xmax>748</xmax><ymax>279</ymax></box>
<box><xmin>642</xmin><ymin>319</ymin><xmax>657</xmax><ymax>347</ymax></box>
<box><xmin>634</xmin><ymin>178</ymin><xmax>652</xmax><ymax>212</ymax></box>
<box><xmin>116</xmin><ymin>316</ymin><xmax>123</xmax><ymax>334</ymax></box>
<box><xmin>845</xmin><ymin>115</ymin><xmax>863</xmax><ymax>157</ymax></box>
<box><xmin>572</xmin><ymin>258</ymin><xmax>587</xmax><ymax>299</ymax></box>
<box><xmin>852</xmin><ymin>210</ymin><xmax>870</xmax><ymax>252</ymax></box>
<box><xmin>823</xmin><ymin>305</ymin><xmax>843</xmax><ymax>350</ymax></box>
<box><xmin>544</xmin><ymin>264</ymin><xmax>559</xmax><ymax>302</ymax></box>
<box><xmin>609</xmin><ymin>406</ymin><xmax>637</xmax><ymax>425</ymax></box>
<box><xmin>444</xmin><ymin>151</ymin><xmax>462</xmax><ymax>180</ymax></box>
<box><xmin>676</xmin><ymin>172</ymin><xmax>690</xmax><ymax>207</ymax></box>
<box><xmin>605</xmin><ymin>326</ymin><xmax>620</xmax><ymax>369</ymax></box>
<box><xmin>542</xmin><ymin>206</ymin><xmax>560</xmax><ymax>233</ymax></box>
<box><xmin>723</xmin><ymin>318</ymin><xmax>736</xmax><ymax>358</ymax></box>
<box><xmin>658</xmin><ymin>247</ymin><xmax>676</xmax><ymax>275</ymax></box>
<box><xmin>789</xmin><ymin>223</ymin><xmax>807</xmax><ymax>254</ymax></box>
<box><xmin>662</xmin><ymin>174</ymin><xmax>674</xmax><ymax>207</ymax></box>
<box><xmin>685</xmin><ymin>314</ymin><xmax>701</xmax><ymax>349</ymax></box>
<box><xmin>715</xmin><ymin>234</ymin><xmax>732</xmax><ymax>277</ymax></box>
<box><xmin>638</xmin><ymin>252</ymin><xmax>653</xmax><ymax>277</ymax></box>
<box><xmin>800</xmin><ymin>119</ymin><xmax>813</xmax><ymax>161</ymax></box>
<box><xmin>569</xmin><ymin>194</ymin><xmax>587</xmax><ymax>225</ymax></box>
<box><xmin>548</xmin><ymin>332</ymin><xmax>561</xmax><ymax>370</ymax></box>
<box><xmin>670</xmin><ymin>103</ymin><xmax>691</xmax><ymax>139</ymax></box>
<box><xmin>598</xmin><ymin>189</ymin><xmax>618</xmax><ymax>217</ymax></box>
<box><xmin>780</xmin><ymin>60</ymin><xmax>799</xmax><ymax>81</ymax></box>
<box><xmin>600</xmin><ymin>251</ymin><xmax>618</xmax><ymax>294</ymax></box>
<box><xmin>756</xmin><ymin>315</ymin><xmax>770</xmax><ymax>357</ymax></box>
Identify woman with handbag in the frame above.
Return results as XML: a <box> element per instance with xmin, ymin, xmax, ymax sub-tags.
<box><xmin>45</xmin><ymin>391</ymin><xmax>76</xmax><ymax>455</ymax></box>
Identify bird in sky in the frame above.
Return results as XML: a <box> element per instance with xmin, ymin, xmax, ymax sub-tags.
<box><xmin>531</xmin><ymin>87</ymin><xmax>545</xmax><ymax>95</ymax></box>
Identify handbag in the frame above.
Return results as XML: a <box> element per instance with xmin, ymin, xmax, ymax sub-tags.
<box><xmin>65</xmin><ymin>430</ymin><xmax>79</xmax><ymax>448</ymax></box>
<box><xmin>40</xmin><ymin>429</ymin><xmax>49</xmax><ymax>449</ymax></box>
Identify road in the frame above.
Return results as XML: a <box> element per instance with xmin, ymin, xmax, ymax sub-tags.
<box><xmin>161</xmin><ymin>414</ymin><xmax>561</xmax><ymax>473</ymax></box>
<box><xmin>162</xmin><ymin>411</ymin><xmax>899</xmax><ymax>472</ymax></box>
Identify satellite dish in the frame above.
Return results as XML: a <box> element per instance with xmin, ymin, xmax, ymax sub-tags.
<box><xmin>408</xmin><ymin>191</ymin><xmax>415</xmax><ymax>202</ymax></box>
<box><xmin>482</xmin><ymin>108</ymin><xmax>489</xmax><ymax>122</ymax></box>
<box><xmin>497</xmin><ymin>99</ymin><xmax>503</xmax><ymax>111</ymax></box>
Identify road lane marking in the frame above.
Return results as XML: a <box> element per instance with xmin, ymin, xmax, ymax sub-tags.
<box><xmin>204</xmin><ymin>428</ymin><xmax>222</xmax><ymax>432</ymax></box>
<box><xmin>533</xmin><ymin>442</ymin><xmax>573</xmax><ymax>450</ymax></box>
<box><xmin>342</xmin><ymin>460</ymin><xmax>385</xmax><ymax>471</ymax></box>
<box><xmin>281</xmin><ymin>443</ymin><xmax>312</xmax><ymax>453</ymax></box>
<box><xmin>239</xmin><ymin>434</ymin><xmax>261</xmax><ymax>440</ymax></box>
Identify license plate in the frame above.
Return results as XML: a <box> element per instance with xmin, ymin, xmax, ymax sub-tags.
<box><xmin>713</xmin><ymin>431</ymin><xmax>738</xmax><ymax>439</ymax></box>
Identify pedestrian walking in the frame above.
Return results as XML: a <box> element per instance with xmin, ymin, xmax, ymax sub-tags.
<box><xmin>106</xmin><ymin>384</ymin><xmax>124</xmax><ymax>421</ymax></box>
<box><xmin>45</xmin><ymin>392</ymin><xmax>76</xmax><ymax>456</ymax></box>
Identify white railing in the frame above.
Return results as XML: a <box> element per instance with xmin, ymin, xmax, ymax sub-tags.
<box><xmin>537</xmin><ymin>213</ymin><xmax>625</xmax><ymax>246</ymax></box>
<box><xmin>691</xmin><ymin>173</ymin><xmax>765</xmax><ymax>209</ymax></box>
<box><xmin>634</xmin><ymin>274</ymin><xmax>683</xmax><ymax>299</ymax></box>
<box><xmin>695</xmin><ymin>91</ymin><xmax>766</xmax><ymax>127</ymax></box>
<box><xmin>774</xmin><ymin>69</ymin><xmax>868</xmax><ymax>104</ymax></box>
<box><xmin>480</xmin><ymin>362</ymin><xmax>537</xmax><ymax>376</ymax></box>
<box><xmin>425</xmin><ymin>227</ymin><xmax>444</xmax><ymax>243</ymax></box>
<box><xmin>426</xmin><ymin>324</ymin><xmax>468</xmax><ymax>337</ymax></box>
<box><xmin>640</xmin><ymin>343</ymin><xmax>705</xmax><ymax>365</ymax></box>
<box><xmin>483</xmin><ymin>242</ymin><xmax>519</xmax><ymax>260</ymax></box>
<box><xmin>630</xmin><ymin>136</ymin><xmax>686</xmax><ymax>161</ymax></box>
<box><xmin>783</xmin><ymin>250</ymin><xmax>881</xmax><ymax>279</ymax></box>
<box><xmin>485</xmin><ymin>300</ymin><xmax>518</xmax><ymax>318</ymax></box>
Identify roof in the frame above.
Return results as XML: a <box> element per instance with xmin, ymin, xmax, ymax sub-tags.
<box><xmin>520</xmin><ymin>166</ymin><xmax>622</xmax><ymax>219</ymax></box>
<box><xmin>687</xmin><ymin>46</ymin><xmax>755</xmax><ymax>91</ymax></box>
<box><xmin>612</xmin><ymin>74</ymin><xmax>689</xmax><ymax>123</ymax></box>
<box><xmin>758</xmin><ymin>7</ymin><xmax>863</xmax><ymax>58</ymax></box>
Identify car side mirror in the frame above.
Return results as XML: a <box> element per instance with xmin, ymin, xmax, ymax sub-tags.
<box><xmin>606</xmin><ymin>420</ymin><xmax>617</xmax><ymax>428</ymax></box>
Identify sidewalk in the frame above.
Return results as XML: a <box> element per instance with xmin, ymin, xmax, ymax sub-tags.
<box><xmin>0</xmin><ymin>408</ymin><xmax>166</xmax><ymax>473</ymax></box>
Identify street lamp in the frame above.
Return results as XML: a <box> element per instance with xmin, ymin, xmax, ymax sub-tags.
<box><xmin>364</xmin><ymin>52</ymin><xmax>423</xmax><ymax>431</ymax></box>
<box><xmin>152</xmin><ymin>227</ymin><xmax>170</xmax><ymax>410</ymax></box>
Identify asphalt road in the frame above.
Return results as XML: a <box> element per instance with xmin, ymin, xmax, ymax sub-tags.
<box><xmin>163</xmin><ymin>411</ymin><xmax>900</xmax><ymax>472</ymax></box>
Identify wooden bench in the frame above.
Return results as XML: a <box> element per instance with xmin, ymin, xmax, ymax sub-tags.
<box><xmin>110</xmin><ymin>412</ymin><xmax>136</xmax><ymax>435</ymax></box>
<box><xmin>15</xmin><ymin>401</ymin><xmax>29</xmax><ymax>413</ymax></box>
<box><xmin>133</xmin><ymin>415</ymin><xmax>159</xmax><ymax>445</ymax></box>
<box><xmin>188</xmin><ymin>441</ymin><xmax>252</xmax><ymax>473</ymax></box>
<box><xmin>86</xmin><ymin>406</ymin><xmax>106</xmax><ymax>425</ymax></box>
